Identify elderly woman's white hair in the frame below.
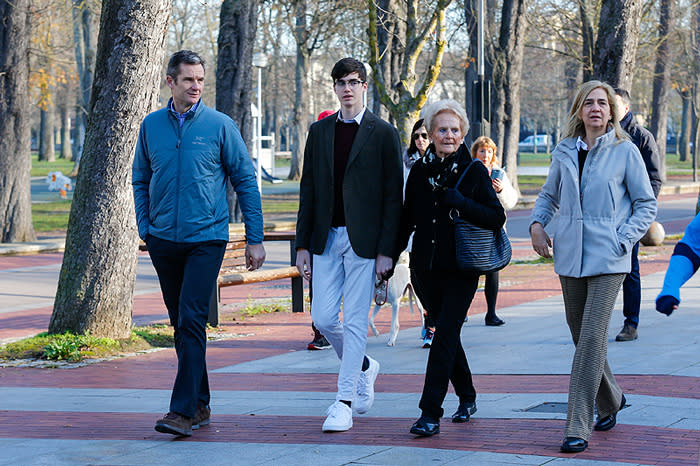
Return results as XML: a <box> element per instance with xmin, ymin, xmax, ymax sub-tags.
<box><xmin>422</xmin><ymin>99</ymin><xmax>470</xmax><ymax>136</ymax></box>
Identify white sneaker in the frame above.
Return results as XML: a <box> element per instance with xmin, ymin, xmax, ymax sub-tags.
<box><xmin>322</xmin><ymin>401</ymin><xmax>353</xmax><ymax>432</ymax></box>
<box><xmin>355</xmin><ymin>356</ymin><xmax>380</xmax><ymax>414</ymax></box>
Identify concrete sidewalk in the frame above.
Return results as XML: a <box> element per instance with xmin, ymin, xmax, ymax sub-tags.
<box><xmin>1</xmin><ymin>236</ymin><xmax>699</xmax><ymax>464</ymax></box>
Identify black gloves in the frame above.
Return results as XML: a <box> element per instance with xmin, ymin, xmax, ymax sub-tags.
<box><xmin>441</xmin><ymin>188</ymin><xmax>467</xmax><ymax>210</ymax></box>
<box><xmin>655</xmin><ymin>295</ymin><xmax>679</xmax><ymax>316</ymax></box>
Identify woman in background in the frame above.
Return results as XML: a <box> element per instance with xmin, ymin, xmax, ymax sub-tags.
<box><xmin>470</xmin><ymin>136</ymin><xmax>518</xmax><ymax>326</ymax></box>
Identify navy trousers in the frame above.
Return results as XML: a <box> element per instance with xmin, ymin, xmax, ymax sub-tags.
<box><xmin>622</xmin><ymin>241</ymin><xmax>641</xmax><ymax>328</ymax></box>
<box><xmin>146</xmin><ymin>235</ymin><xmax>226</xmax><ymax>418</ymax></box>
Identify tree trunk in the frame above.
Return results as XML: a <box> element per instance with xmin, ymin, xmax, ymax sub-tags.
<box><xmin>650</xmin><ymin>0</ymin><xmax>673</xmax><ymax>181</ymax></box>
<box><xmin>288</xmin><ymin>0</ymin><xmax>309</xmax><ymax>181</ymax></box>
<box><xmin>50</xmin><ymin>0</ymin><xmax>171</xmax><ymax>338</ymax></box>
<box><xmin>693</xmin><ymin>0</ymin><xmax>700</xmax><ymax>180</ymax></box>
<box><xmin>493</xmin><ymin>0</ymin><xmax>527</xmax><ymax>192</ymax></box>
<box><xmin>216</xmin><ymin>0</ymin><xmax>259</xmax><ymax>220</ymax></box>
<box><xmin>579</xmin><ymin>0</ymin><xmax>595</xmax><ymax>81</ymax></box>
<box><xmin>59</xmin><ymin>100</ymin><xmax>73</xmax><ymax>161</ymax></box>
<box><xmin>70</xmin><ymin>0</ymin><xmax>98</xmax><ymax>175</ymax></box>
<box><xmin>371</xmin><ymin>0</ymin><xmax>393</xmax><ymax>121</ymax></box>
<box><xmin>592</xmin><ymin>0</ymin><xmax>643</xmax><ymax>89</ymax></box>
<box><xmin>368</xmin><ymin>0</ymin><xmax>453</xmax><ymax>147</ymax></box>
<box><xmin>679</xmin><ymin>88</ymin><xmax>692</xmax><ymax>162</ymax></box>
<box><xmin>0</xmin><ymin>0</ymin><xmax>35</xmax><ymax>243</ymax></box>
<box><xmin>38</xmin><ymin>107</ymin><xmax>56</xmax><ymax>162</ymax></box>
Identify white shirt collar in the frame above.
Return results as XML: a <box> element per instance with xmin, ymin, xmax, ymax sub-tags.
<box><xmin>337</xmin><ymin>107</ymin><xmax>366</xmax><ymax>125</ymax></box>
<box><xmin>576</xmin><ymin>136</ymin><xmax>589</xmax><ymax>151</ymax></box>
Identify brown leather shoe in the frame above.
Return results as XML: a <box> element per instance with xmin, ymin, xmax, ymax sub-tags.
<box><xmin>192</xmin><ymin>403</ymin><xmax>211</xmax><ymax>429</ymax></box>
<box><xmin>155</xmin><ymin>412</ymin><xmax>192</xmax><ymax>436</ymax></box>
<box><xmin>616</xmin><ymin>324</ymin><xmax>638</xmax><ymax>341</ymax></box>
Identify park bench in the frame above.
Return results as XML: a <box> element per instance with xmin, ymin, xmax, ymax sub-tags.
<box><xmin>207</xmin><ymin>230</ymin><xmax>303</xmax><ymax>325</ymax></box>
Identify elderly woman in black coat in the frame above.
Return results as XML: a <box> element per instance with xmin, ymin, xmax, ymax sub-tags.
<box><xmin>397</xmin><ymin>99</ymin><xmax>505</xmax><ymax>436</ymax></box>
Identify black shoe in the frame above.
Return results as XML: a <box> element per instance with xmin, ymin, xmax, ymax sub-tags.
<box><xmin>485</xmin><ymin>315</ymin><xmax>505</xmax><ymax>326</ymax></box>
<box><xmin>410</xmin><ymin>415</ymin><xmax>440</xmax><ymax>436</ymax></box>
<box><xmin>594</xmin><ymin>394</ymin><xmax>626</xmax><ymax>431</ymax></box>
<box><xmin>560</xmin><ymin>437</ymin><xmax>587</xmax><ymax>453</ymax></box>
<box><xmin>451</xmin><ymin>401</ymin><xmax>477</xmax><ymax>423</ymax></box>
<box><xmin>307</xmin><ymin>335</ymin><xmax>331</xmax><ymax>350</ymax></box>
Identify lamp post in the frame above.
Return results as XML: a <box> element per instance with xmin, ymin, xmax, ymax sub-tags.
<box><xmin>252</xmin><ymin>52</ymin><xmax>268</xmax><ymax>193</ymax></box>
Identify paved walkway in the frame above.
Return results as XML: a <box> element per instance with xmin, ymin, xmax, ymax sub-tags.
<box><xmin>2</xmin><ymin>236</ymin><xmax>700</xmax><ymax>464</ymax></box>
<box><xmin>2</xmin><ymin>188</ymin><xmax>700</xmax><ymax>464</ymax></box>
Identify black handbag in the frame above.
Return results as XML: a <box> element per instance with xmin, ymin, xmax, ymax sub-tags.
<box><xmin>451</xmin><ymin>162</ymin><xmax>512</xmax><ymax>273</ymax></box>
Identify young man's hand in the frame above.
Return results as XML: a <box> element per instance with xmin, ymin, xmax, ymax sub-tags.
<box><xmin>376</xmin><ymin>254</ymin><xmax>393</xmax><ymax>280</ymax></box>
<box><xmin>296</xmin><ymin>249</ymin><xmax>312</xmax><ymax>281</ymax></box>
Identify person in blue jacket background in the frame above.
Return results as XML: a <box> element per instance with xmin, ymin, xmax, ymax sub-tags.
<box><xmin>133</xmin><ymin>50</ymin><xmax>265</xmax><ymax>437</ymax></box>
<box><xmin>656</xmin><ymin>213</ymin><xmax>700</xmax><ymax>315</ymax></box>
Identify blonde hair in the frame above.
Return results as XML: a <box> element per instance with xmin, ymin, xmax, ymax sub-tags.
<box><xmin>422</xmin><ymin>99</ymin><xmax>470</xmax><ymax>136</ymax></box>
<box><xmin>470</xmin><ymin>136</ymin><xmax>499</xmax><ymax>168</ymax></box>
<box><xmin>564</xmin><ymin>80</ymin><xmax>628</xmax><ymax>141</ymax></box>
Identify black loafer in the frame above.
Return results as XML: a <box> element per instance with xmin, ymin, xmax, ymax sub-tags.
<box><xmin>451</xmin><ymin>401</ymin><xmax>477</xmax><ymax>423</ymax></box>
<box><xmin>410</xmin><ymin>415</ymin><xmax>440</xmax><ymax>436</ymax></box>
<box><xmin>560</xmin><ymin>437</ymin><xmax>588</xmax><ymax>453</ymax></box>
<box><xmin>594</xmin><ymin>394</ymin><xmax>626</xmax><ymax>432</ymax></box>
<box><xmin>485</xmin><ymin>316</ymin><xmax>505</xmax><ymax>326</ymax></box>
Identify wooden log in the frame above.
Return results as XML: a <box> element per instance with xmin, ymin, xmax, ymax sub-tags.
<box><xmin>218</xmin><ymin>266</ymin><xmax>300</xmax><ymax>286</ymax></box>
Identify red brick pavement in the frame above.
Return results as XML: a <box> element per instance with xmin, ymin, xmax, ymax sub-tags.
<box><xmin>1</xmin><ymin>233</ymin><xmax>698</xmax><ymax>464</ymax></box>
<box><xmin>0</xmin><ymin>411</ymin><xmax>697</xmax><ymax>465</ymax></box>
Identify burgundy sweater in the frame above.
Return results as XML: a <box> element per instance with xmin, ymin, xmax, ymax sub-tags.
<box><xmin>331</xmin><ymin>120</ymin><xmax>360</xmax><ymax>226</ymax></box>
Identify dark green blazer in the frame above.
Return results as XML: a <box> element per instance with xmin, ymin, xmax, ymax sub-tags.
<box><xmin>295</xmin><ymin>110</ymin><xmax>403</xmax><ymax>259</ymax></box>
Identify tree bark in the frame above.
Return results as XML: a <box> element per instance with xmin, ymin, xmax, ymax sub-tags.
<box><xmin>592</xmin><ymin>0</ymin><xmax>643</xmax><ymax>89</ymax></box>
<box><xmin>368</xmin><ymin>0</ymin><xmax>453</xmax><ymax>146</ymax></box>
<box><xmin>491</xmin><ymin>0</ymin><xmax>527</xmax><ymax>191</ymax></box>
<box><xmin>650</xmin><ymin>0</ymin><xmax>673</xmax><ymax>182</ymax></box>
<box><xmin>59</xmin><ymin>99</ymin><xmax>73</xmax><ymax>161</ymax></box>
<box><xmin>679</xmin><ymin>88</ymin><xmax>692</xmax><ymax>162</ymax></box>
<box><xmin>693</xmin><ymin>0</ymin><xmax>700</xmax><ymax>179</ymax></box>
<box><xmin>578</xmin><ymin>0</ymin><xmax>595</xmax><ymax>81</ymax></box>
<box><xmin>38</xmin><ymin>107</ymin><xmax>56</xmax><ymax>162</ymax></box>
<box><xmin>71</xmin><ymin>0</ymin><xmax>98</xmax><ymax>174</ymax></box>
<box><xmin>371</xmin><ymin>0</ymin><xmax>393</xmax><ymax>121</ymax></box>
<box><xmin>0</xmin><ymin>0</ymin><xmax>35</xmax><ymax>242</ymax></box>
<box><xmin>288</xmin><ymin>0</ymin><xmax>309</xmax><ymax>181</ymax></box>
<box><xmin>216</xmin><ymin>0</ymin><xmax>259</xmax><ymax>219</ymax></box>
<box><xmin>50</xmin><ymin>0</ymin><xmax>171</xmax><ymax>338</ymax></box>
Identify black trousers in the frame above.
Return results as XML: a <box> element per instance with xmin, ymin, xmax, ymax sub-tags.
<box><xmin>412</xmin><ymin>268</ymin><xmax>478</xmax><ymax>419</ymax></box>
<box><xmin>147</xmin><ymin>235</ymin><xmax>226</xmax><ymax>418</ymax></box>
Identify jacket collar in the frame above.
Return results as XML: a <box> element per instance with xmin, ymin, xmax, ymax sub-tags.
<box><xmin>620</xmin><ymin>111</ymin><xmax>634</xmax><ymax>131</ymax></box>
<box><xmin>561</xmin><ymin>129</ymin><xmax>616</xmax><ymax>156</ymax></box>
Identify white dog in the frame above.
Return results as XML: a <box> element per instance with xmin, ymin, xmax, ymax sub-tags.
<box><xmin>369</xmin><ymin>251</ymin><xmax>424</xmax><ymax>346</ymax></box>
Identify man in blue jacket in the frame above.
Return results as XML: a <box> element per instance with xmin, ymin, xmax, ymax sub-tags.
<box><xmin>133</xmin><ymin>50</ymin><xmax>265</xmax><ymax>436</ymax></box>
<box><xmin>613</xmin><ymin>88</ymin><xmax>662</xmax><ymax>342</ymax></box>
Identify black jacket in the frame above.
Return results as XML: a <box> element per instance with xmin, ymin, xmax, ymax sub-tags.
<box><xmin>620</xmin><ymin>112</ymin><xmax>662</xmax><ymax>198</ymax></box>
<box><xmin>295</xmin><ymin>110</ymin><xmax>403</xmax><ymax>258</ymax></box>
<box><xmin>398</xmin><ymin>143</ymin><xmax>505</xmax><ymax>272</ymax></box>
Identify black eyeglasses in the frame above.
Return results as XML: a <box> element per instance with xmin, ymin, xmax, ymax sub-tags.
<box><xmin>334</xmin><ymin>79</ymin><xmax>365</xmax><ymax>89</ymax></box>
<box><xmin>413</xmin><ymin>133</ymin><xmax>429</xmax><ymax>140</ymax></box>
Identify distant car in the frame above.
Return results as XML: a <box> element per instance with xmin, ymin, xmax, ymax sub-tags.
<box><xmin>518</xmin><ymin>135</ymin><xmax>551</xmax><ymax>153</ymax></box>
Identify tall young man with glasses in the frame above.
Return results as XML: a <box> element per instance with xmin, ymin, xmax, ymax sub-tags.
<box><xmin>296</xmin><ymin>57</ymin><xmax>403</xmax><ymax>431</ymax></box>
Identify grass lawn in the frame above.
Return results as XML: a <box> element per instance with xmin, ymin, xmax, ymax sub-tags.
<box><xmin>30</xmin><ymin>153</ymin><xmax>75</xmax><ymax>178</ymax></box>
<box><xmin>32</xmin><ymin>200</ymin><xmax>72</xmax><ymax>232</ymax></box>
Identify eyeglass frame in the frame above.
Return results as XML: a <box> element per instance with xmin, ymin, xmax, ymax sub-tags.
<box><xmin>413</xmin><ymin>132</ymin><xmax>429</xmax><ymax>140</ymax></box>
<box><xmin>334</xmin><ymin>79</ymin><xmax>366</xmax><ymax>89</ymax></box>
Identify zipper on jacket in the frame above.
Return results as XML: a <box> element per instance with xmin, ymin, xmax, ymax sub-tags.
<box><xmin>174</xmin><ymin>116</ymin><xmax>183</xmax><ymax>242</ymax></box>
